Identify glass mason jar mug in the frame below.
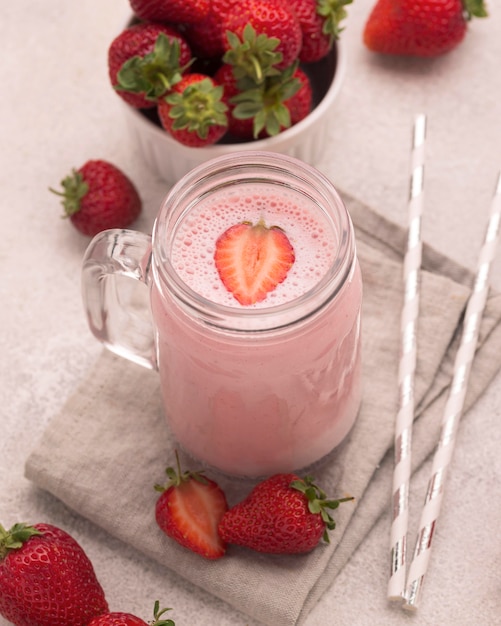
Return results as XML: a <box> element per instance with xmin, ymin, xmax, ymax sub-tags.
<box><xmin>82</xmin><ymin>152</ymin><xmax>363</xmax><ymax>478</ymax></box>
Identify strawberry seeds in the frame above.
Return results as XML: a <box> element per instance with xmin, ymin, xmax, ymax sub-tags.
<box><xmin>214</xmin><ymin>220</ymin><xmax>295</xmax><ymax>305</ymax></box>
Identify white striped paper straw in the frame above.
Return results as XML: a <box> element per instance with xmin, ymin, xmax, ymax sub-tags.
<box><xmin>404</xmin><ymin>170</ymin><xmax>501</xmax><ymax>610</ymax></box>
<box><xmin>388</xmin><ymin>113</ymin><xmax>427</xmax><ymax>601</ymax></box>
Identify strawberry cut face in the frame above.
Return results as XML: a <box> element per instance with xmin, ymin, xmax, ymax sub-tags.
<box><xmin>214</xmin><ymin>220</ymin><xmax>295</xmax><ymax>305</ymax></box>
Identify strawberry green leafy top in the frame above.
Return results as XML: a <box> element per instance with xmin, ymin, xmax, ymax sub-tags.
<box><xmin>463</xmin><ymin>0</ymin><xmax>488</xmax><ymax>19</ymax></box>
<box><xmin>0</xmin><ymin>523</ymin><xmax>42</xmax><ymax>560</ymax></box>
<box><xmin>147</xmin><ymin>601</ymin><xmax>176</xmax><ymax>626</ymax></box>
<box><xmin>317</xmin><ymin>0</ymin><xmax>354</xmax><ymax>41</ymax></box>
<box><xmin>290</xmin><ymin>476</ymin><xmax>354</xmax><ymax>543</ymax></box>
<box><xmin>224</xmin><ymin>24</ymin><xmax>283</xmax><ymax>85</ymax></box>
<box><xmin>116</xmin><ymin>33</ymin><xmax>190</xmax><ymax>101</ymax></box>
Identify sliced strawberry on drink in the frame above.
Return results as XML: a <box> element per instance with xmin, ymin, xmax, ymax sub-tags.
<box><xmin>214</xmin><ymin>220</ymin><xmax>295</xmax><ymax>305</ymax></box>
<box><xmin>154</xmin><ymin>453</ymin><xmax>228</xmax><ymax>560</ymax></box>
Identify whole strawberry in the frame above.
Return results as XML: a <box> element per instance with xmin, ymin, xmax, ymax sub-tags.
<box><xmin>214</xmin><ymin>63</ymin><xmax>255</xmax><ymax>139</ymax></box>
<box><xmin>108</xmin><ymin>22</ymin><xmax>192</xmax><ymax>109</ymax></box>
<box><xmin>88</xmin><ymin>601</ymin><xmax>175</xmax><ymax>626</ymax></box>
<box><xmin>182</xmin><ymin>0</ymin><xmax>241</xmax><ymax>59</ymax></box>
<box><xmin>363</xmin><ymin>0</ymin><xmax>488</xmax><ymax>57</ymax></box>
<box><xmin>226</xmin><ymin>63</ymin><xmax>313</xmax><ymax>140</ymax></box>
<box><xmin>214</xmin><ymin>23</ymin><xmax>312</xmax><ymax>140</ymax></box>
<box><xmin>154</xmin><ymin>454</ymin><xmax>229</xmax><ymax>559</ymax></box>
<box><xmin>289</xmin><ymin>0</ymin><xmax>352</xmax><ymax>62</ymax></box>
<box><xmin>0</xmin><ymin>522</ymin><xmax>108</xmax><ymax>626</ymax></box>
<box><xmin>129</xmin><ymin>0</ymin><xmax>210</xmax><ymax>24</ymax></box>
<box><xmin>50</xmin><ymin>160</ymin><xmax>142</xmax><ymax>237</ymax></box>
<box><xmin>223</xmin><ymin>0</ymin><xmax>303</xmax><ymax>69</ymax></box>
<box><xmin>218</xmin><ymin>474</ymin><xmax>353</xmax><ymax>554</ymax></box>
<box><xmin>157</xmin><ymin>74</ymin><xmax>229</xmax><ymax>147</ymax></box>
<box><xmin>222</xmin><ymin>24</ymin><xmax>283</xmax><ymax>87</ymax></box>
<box><xmin>285</xmin><ymin>67</ymin><xmax>313</xmax><ymax>125</ymax></box>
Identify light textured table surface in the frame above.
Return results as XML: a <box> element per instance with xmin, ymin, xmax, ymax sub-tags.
<box><xmin>2</xmin><ymin>1</ymin><xmax>501</xmax><ymax>625</ymax></box>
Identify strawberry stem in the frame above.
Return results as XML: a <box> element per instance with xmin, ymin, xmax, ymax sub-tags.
<box><xmin>0</xmin><ymin>522</ymin><xmax>42</xmax><ymax>560</ymax></box>
<box><xmin>164</xmin><ymin>78</ymin><xmax>228</xmax><ymax>140</ymax></box>
<box><xmin>462</xmin><ymin>0</ymin><xmax>488</xmax><ymax>19</ymax></box>
<box><xmin>231</xmin><ymin>62</ymin><xmax>301</xmax><ymax>138</ymax></box>
<box><xmin>154</xmin><ymin>451</ymin><xmax>209</xmax><ymax>493</ymax></box>
<box><xmin>290</xmin><ymin>476</ymin><xmax>354</xmax><ymax>543</ymax></box>
<box><xmin>49</xmin><ymin>169</ymin><xmax>89</xmax><ymax>217</ymax></box>
<box><xmin>224</xmin><ymin>24</ymin><xmax>282</xmax><ymax>86</ymax></box>
<box><xmin>151</xmin><ymin>600</ymin><xmax>176</xmax><ymax>626</ymax></box>
<box><xmin>116</xmin><ymin>33</ymin><xmax>190</xmax><ymax>100</ymax></box>
<box><xmin>316</xmin><ymin>0</ymin><xmax>353</xmax><ymax>42</ymax></box>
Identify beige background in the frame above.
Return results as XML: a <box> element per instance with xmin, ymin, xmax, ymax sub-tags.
<box><xmin>2</xmin><ymin>1</ymin><xmax>500</xmax><ymax>625</ymax></box>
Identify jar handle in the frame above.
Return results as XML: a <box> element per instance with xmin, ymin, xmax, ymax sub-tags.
<box><xmin>81</xmin><ymin>229</ymin><xmax>157</xmax><ymax>370</ymax></box>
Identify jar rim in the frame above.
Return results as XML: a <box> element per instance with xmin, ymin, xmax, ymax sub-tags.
<box><xmin>152</xmin><ymin>151</ymin><xmax>355</xmax><ymax>332</ymax></box>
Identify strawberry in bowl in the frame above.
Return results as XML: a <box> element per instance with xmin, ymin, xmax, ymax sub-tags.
<box><xmin>108</xmin><ymin>0</ymin><xmax>350</xmax><ymax>182</ymax></box>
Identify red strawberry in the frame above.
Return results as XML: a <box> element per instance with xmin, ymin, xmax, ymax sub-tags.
<box><xmin>214</xmin><ymin>63</ymin><xmax>255</xmax><ymax>139</ymax></box>
<box><xmin>129</xmin><ymin>0</ymin><xmax>210</xmax><ymax>24</ymax></box>
<box><xmin>219</xmin><ymin>474</ymin><xmax>354</xmax><ymax>554</ymax></box>
<box><xmin>154</xmin><ymin>454</ymin><xmax>229</xmax><ymax>559</ymax></box>
<box><xmin>214</xmin><ymin>219</ymin><xmax>295</xmax><ymax>305</ymax></box>
<box><xmin>226</xmin><ymin>63</ymin><xmax>312</xmax><ymax>140</ymax></box>
<box><xmin>286</xmin><ymin>67</ymin><xmax>313</xmax><ymax>125</ymax></box>
<box><xmin>183</xmin><ymin>0</ymin><xmax>241</xmax><ymax>59</ymax></box>
<box><xmin>223</xmin><ymin>0</ymin><xmax>303</xmax><ymax>69</ymax></box>
<box><xmin>88</xmin><ymin>615</ymin><xmax>147</xmax><ymax>626</ymax></box>
<box><xmin>0</xmin><ymin>522</ymin><xmax>108</xmax><ymax>626</ymax></box>
<box><xmin>88</xmin><ymin>601</ymin><xmax>175</xmax><ymax>626</ymax></box>
<box><xmin>50</xmin><ymin>160</ymin><xmax>142</xmax><ymax>237</ymax></box>
<box><xmin>222</xmin><ymin>23</ymin><xmax>284</xmax><ymax>86</ymax></box>
<box><xmin>215</xmin><ymin>25</ymin><xmax>312</xmax><ymax>140</ymax></box>
<box><xmin>157</xmin><ymin>73</ymin><xmax>229</xmax><ymax>147</ymax></box>
<box><xmin>363</xmin><ymin>0</ymin><xmax>488</xmax><ymax>58</ymax></box>
<box><xmin>289</xmin><ymin>0</ymin><xmax>352</xmax><ymax>62</ymax></box>
<box><xmin>108</xmin><ymin>22</ymin><xmax>192</xmax><ymax>109</ymax></box>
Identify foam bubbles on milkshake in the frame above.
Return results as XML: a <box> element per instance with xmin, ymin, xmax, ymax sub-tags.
<box><xmin>171</xmin><ymin>183</ymin><xmax>336</xmax><ymax>307</ymax></box>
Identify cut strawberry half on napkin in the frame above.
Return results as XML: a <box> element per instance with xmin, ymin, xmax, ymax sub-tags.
<box><xmin>155</xmin><ymin>456</ymin><xmax>228</xmax><ymax>560</ymax></box>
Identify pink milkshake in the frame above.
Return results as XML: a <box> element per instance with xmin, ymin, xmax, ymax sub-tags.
<box><xmin>82</xmin><ymin>152</ymin><xmax>362</xmax><ymax>478</ymax></box>
<box><xmin>150</xmin><ymin>154</ymin><xmax>363</xmax><ymax>477</ymax></box>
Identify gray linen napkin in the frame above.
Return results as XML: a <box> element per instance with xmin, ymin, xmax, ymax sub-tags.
<box><xmin>24</xmin><ymin>192</ymin><xmax>501</xmax><ymax>626</ymax></box>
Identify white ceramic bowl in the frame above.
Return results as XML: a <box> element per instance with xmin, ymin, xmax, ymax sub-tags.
<box><xmin>122</xmin><ymin>41</ymin><xmax>346</xmax><ymax>184</ymax></box>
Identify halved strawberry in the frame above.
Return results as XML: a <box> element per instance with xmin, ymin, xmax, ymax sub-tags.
<box><xmin>214</xmin><ymin>220</ymin><xmax>295</xmax><ymax>305</ymax></box>
<box><xmin>154</xmin><ymin>454</ymin><xmax>228</xmax><ymax>560</ymax></box>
